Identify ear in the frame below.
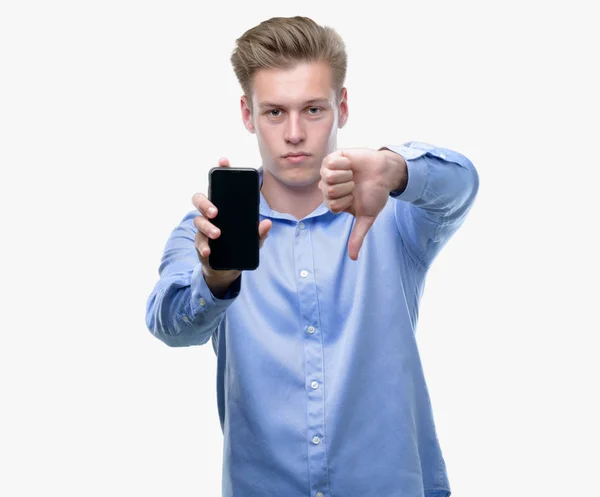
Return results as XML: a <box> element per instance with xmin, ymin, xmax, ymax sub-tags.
<box><xmin>241</xmin><ymin>95</ymin><xmax>255</xmax><ymax>134</ymax></box>
<box><xmin>338</xmin><ymin>87</ymin><xmax>348</xmax><ymax>129</ymax></box>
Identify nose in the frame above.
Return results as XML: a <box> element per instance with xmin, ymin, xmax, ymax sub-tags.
<box><xmin>284</xmin><ymin>112</ymin><xmax>305</xmax><ymax>145</ymax></box>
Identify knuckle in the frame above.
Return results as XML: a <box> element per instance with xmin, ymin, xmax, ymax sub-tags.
<box><xmin>200</xmin><ymin>224</ymin><xmax>209</xmax><ymax>236</ymax></box>
<box><xmin>192</xmin><ymin>192</ymin><xmax>205</xmax><ymax>206</ymax></box>
<box><xmin>193</xmin><ymin>215</ymin><xmax>202</xmax><ymax>230</ymax></box>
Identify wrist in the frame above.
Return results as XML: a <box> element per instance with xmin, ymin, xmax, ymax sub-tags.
<box><xmin>202</xmin><ymin>266</ymin><xmax>241</xmax><ymax>298</ymax></box>
<box><xmin>380</xmin><ymin>148</ymin><xmax>408</xmax><ymax>194</ymax></box>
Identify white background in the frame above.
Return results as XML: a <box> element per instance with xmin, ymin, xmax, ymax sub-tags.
<box><xmin>1</xmin><ymin>0</ymin><xmax>598</xmax><ymax>496</ymax></box>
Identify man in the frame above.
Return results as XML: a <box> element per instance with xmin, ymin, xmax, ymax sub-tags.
<box><xmin>146</xmin><ymin>15</ymin><xmax>479</xmax><ymax>497</ymax></box>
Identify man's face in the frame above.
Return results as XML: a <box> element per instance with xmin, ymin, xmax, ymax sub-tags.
<box><xmin>241</xmin><ymin>60</ymin><xmax>348</xmax><ymax>189</ymax></box>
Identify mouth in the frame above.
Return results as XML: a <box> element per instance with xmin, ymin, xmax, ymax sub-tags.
<box><xmin>282</xmin><ymin>152</ymin><xmax>311</xmax><ymax>163</ymax></box>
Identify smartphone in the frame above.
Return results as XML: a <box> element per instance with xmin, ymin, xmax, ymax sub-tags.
<box><xmin>207</xmin><ymin>167</ymin><xmax>260</xmax><ymax>270</ymax></box>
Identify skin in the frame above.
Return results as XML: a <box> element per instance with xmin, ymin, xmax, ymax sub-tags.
<box><xmin>191</xmin><ymin>60</ymin><xmax>408</xmax><ymax>296</ymax></box>
<box><xmin>241</xmin><ymin>60</ymin><xmax>349</xmax><ymax>221</ymax></box>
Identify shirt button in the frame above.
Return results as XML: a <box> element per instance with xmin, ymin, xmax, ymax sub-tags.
<box><xmin>312</xmin><ymin>436</ymin><xmax>320</xmax><ymax>445</ymax></box>
<box><xmin>300</xmin><ymin>270</ymin><xmax>308</xmax><ymax>278</ymax></box>
<box><xmin>183</xmin><ymin>316</ymin><xmax>190</xmax><ymax>323</ymax></box>
<box><xmin>199</xmin><ymin>298</ymin><xmax>206</xmax><ymax>307</ymax></box>
<box><xmin>307</xmin><ymin>326</ymin><xmax>316</xmax><ymax>334</ymax></box>
<box><xmin>298</xmin><ymin>222</ymin><xmax>305</xmax><ymax>229</ymax></box>
<box><xmin>316</xmin><ymin>493</ymin><xmax>324</xmax><ymax>497</ymax></box>
<box><xmin>311</xmin><ymin>381</ymin><xmax>319</xmax><ymax>389</ymax></box>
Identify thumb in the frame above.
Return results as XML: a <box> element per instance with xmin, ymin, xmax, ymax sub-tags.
<box><xmin>348</xmin><ymin>215</ymin><xmax>375</xmax><ymax>260</ymax></box>
<box><xmin>258</xmin><ymin>219</ymin><xmax>273</xmax><ymax>248</ymax></box>
<box><xmin>218</xmin><ymin>157</ymin><xmax>231</xmax><ymax>167</ymax></box>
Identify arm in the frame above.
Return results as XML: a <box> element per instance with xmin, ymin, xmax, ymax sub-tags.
<box><xmin>380</xmin><ymin>141</ymin><xmax>480</xmax><ymax>268</ymax></box>
<box><xmin>145</xmin><ymin>210</ymin><xmax>240</xmax><ymax>347</ymax></box>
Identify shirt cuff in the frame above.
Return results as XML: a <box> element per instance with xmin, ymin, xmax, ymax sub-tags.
<box><xmin>189</xmin><ymin>263</ymin><xmax>241</xmax><ymax>316</ymax></box>
<box><xmin>381</xmin><ymin>144</ymin><xmax>428</xmax><ymax>203</ymax></box>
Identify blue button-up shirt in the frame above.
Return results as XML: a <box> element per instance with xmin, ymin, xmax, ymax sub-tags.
<box><xmin>145</xmin><ymin>141</ymin><xmax>479</xmax><ymax>497</ymax></box>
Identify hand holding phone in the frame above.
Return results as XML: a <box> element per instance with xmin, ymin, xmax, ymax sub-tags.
<box><xmin>191</xmin><ymin>158</ymin><xmax>271</xmax><ymax>292</ymax></box>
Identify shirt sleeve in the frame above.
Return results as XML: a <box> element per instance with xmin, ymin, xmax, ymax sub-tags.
<box><xmin>145</xmin><ymin>209</ymin><xmax>240</xmax><ymax>347</ymax></box>
<box><xmin>381</xmin><ymin>141</ymin><xmax>480</xmax><ymax>268</ymax></box>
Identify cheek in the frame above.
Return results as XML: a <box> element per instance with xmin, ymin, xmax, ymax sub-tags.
<box><xmin>256</xmin><ymin>123</ymin><xmax>277</xmax><ymax>146</ymax></box>
<box><xmin>319</xmin><ymin>115</ymin><xmax>336</xmax><ymax>134</ymax></box>
<box><xmin>319</xmin><ymin>120</ymin><xmax>337</xmax><ymax>145</ymax></box>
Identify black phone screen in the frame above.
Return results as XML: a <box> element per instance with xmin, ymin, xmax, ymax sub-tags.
<box><xmin>208</xmin><ymin>167</ymin><xmax>260</xmax><ymax>270</ymax></box>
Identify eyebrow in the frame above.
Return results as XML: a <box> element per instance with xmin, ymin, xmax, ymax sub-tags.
<box><xmin>258</xmin><ymin>98</ymin><xmax>330</xmax><ymax>109</ymax></box>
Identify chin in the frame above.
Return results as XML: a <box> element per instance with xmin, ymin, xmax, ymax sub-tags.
<box><xmin>274</xmin><ymin>163</ymin><xmax>320</xmax><ymax>188</ymax></box>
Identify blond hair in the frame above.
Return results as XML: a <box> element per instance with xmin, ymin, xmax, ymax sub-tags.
<box><xmin>230</xmin><ymin>16</ymin><xmax>347</xmax><ymax>112</ymax></box>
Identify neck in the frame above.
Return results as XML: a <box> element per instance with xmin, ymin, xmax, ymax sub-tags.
<box><xmin>261</xmin><ymin>169</ymin><xmax>323</xmax><ymax>221</ymax></box>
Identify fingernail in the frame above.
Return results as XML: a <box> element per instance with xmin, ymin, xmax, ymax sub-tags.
<box><xmin>208</xmin><ymin>207</ymin><xmax>217</xmax><ymax>216</ymax></box>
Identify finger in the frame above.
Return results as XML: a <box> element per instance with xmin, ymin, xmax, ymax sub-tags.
<box><xmin>259</xmin><ymin>219</ymin><xmax>272</xmax><ymax>249</ymax></box>
<box><xmin>194</xmin><ymin>231</ymin><xmax>211</xmax><ymax>259</ymax></box>
<box><xmin>348</xmin><ymin>215</ymin><xmax>375</xmax><ymax>261</ymax></box>
<box><xmin>218</xmin><ymin>157</ymin><xmax>231</xmax><ymax>167</ymax></box>
<box><xmin>327</xmin><ymin>193</ymin><xmax>354</xmax><ymax>214</ymax></box>
<box><xmin>191</xmin><ymin>192</ymin><xmax>218</xmax><ymax>218</ymax></box>
<box><xmin>324</xmin><ymin>180</ymin><xmax>355</xmax><ymax>200</ymax></box>
<box><xmin>193</xmin><ymin>215</ymin><xmax>221</xmax><ymax>239</ymax></box>
<box><xmin>258</xmin><ymin>219</ymin><xmax>272</xmax><ymax>241</ymax></box>
<box><xmin>321</xmin><ymin>168</ymin><xmax>353</xmax><ymax>186</ymax></box>
<box><xmin>325</xmin><ymin>155</ymin><xmax>351</xmax><ymax>171</ymax></box>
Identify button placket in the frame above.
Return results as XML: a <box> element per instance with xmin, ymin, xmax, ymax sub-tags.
<box><xmin>294</xmin><ymin>219</ymin><xmax>330</xmax><ymax>495</ymax></box>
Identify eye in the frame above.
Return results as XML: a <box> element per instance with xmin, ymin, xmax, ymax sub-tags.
<box><xmin>267</xmin><ymin>109</ymin><xmax>282</xmax><ymax>117</ymax></box>
<box><xmin>307</xmin><ymin>107</ymin><xmax>322</xmax><ymax>115</ymax></box>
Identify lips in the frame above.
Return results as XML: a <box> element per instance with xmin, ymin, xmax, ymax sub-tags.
<box><xmin>283</xmin><ymin>153</ymin><xmax>310</xmax><ymax>163</ymax></box>
<box><xmin>283</xmin><ymin>152</ymin><xmax>310</xmax><ymax>158</ymax></box>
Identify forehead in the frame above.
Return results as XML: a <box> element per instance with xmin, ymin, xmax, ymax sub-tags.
<box><xmin>252</xmin><ymin>61</ymin><xmax>335</xmax><ymax>108</ymax></box>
